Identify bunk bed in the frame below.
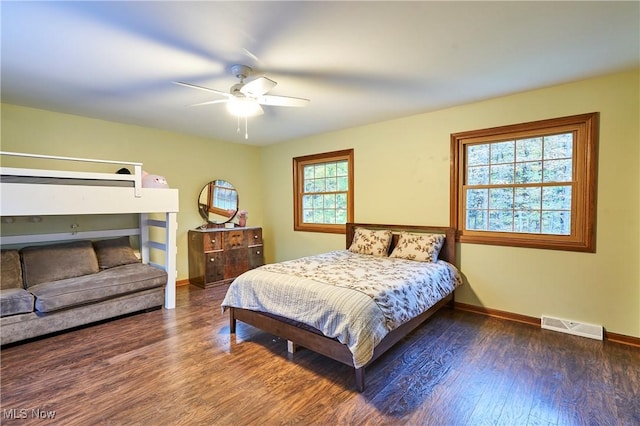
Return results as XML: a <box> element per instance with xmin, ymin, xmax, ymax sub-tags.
<box><xmin>0</xmin><ymin>151</ymin><xmax>179</xmax><ymax>310</ymax></box>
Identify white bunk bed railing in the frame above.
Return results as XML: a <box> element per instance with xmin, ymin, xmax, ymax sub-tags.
<box><xmin>0</xmin><ymin>151</ymin><xmax>144</xmax><ymax>197</ymax></box>
<box><xmin>0</xmin><ymin>151</ymin><xmax>179</xmax><ymax>309</ymax></box>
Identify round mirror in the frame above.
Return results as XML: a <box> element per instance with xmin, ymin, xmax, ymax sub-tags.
<box><xmin>198</xmin><ymin>180</ymin><xmax>239</xmax><ymax>224</ymax></box>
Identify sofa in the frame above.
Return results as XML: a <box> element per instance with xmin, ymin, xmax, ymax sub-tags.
<box><xmin>0</xmin><ymin>237</ymin><xmax>167</xmax><ymax>345</ymax></box>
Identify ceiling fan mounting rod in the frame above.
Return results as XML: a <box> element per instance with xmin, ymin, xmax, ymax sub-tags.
<box><xmin>231</xmin><ymin>64</ymin><xmax>252</xmax><ymax>82</ymax></box>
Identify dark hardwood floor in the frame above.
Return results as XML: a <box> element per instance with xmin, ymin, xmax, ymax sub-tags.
<box><xmin>1</xmin><ymin>284</ymin><xmax>638</xmax><ymax>425</ymax></box>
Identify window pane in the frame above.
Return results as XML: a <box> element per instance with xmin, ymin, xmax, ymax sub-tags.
<box><xmin>468</xmin><ymin>166</ymin><xmax>489</xmax><ymax>185</ymax></box>
<box><xmin>323</xmin><ymin>194</ymin><xmax>336</xmax><ymax>208</ymax></box>
<box><xmin>491</xmin><ymin>141</ymin><xmax>515</xmax><ymax>164</ymax></box>
<box><xmin>303</xmin><ymin>165</ymin><xmax>315</xmax><ymax>179</ymax></box>
<box><xmin>467</xmin><ymin>188</ymin><xmax>488</xmax><ymax>209</ymax></box>
<box><xmin>314</xmin><ymin>164</ymin><xmax>325</xmax><ymax>178</ymax></box>
<box><xmin>515</xmin><ymin>187</ymin><xmax>541</xmax><ymax>210</ymax></box>
<box><xmin>337</xmin><ymin>176</ymin><xmax>349</xmax><ymax>191</ymax></box>
<box><xmin>313</xmin><ymin>210</ymin><xmax>324</xmax><ymax>223</ymax></box>
<box><xmin>336</xmin><ymin>193</ymin><xmax>347</xmax><ymax>209</ymax></box>
<box><xmin>323</xmin><ymin>209</ymin><xmax>336</xmax><ymax>223</ymax></box>
<box><xmin>326</xmin><ymin>162</ymin><xmax>337</xmax><ymax>177</ymax></box>
<box><xmin>466</xmin><ymin>209</ymin><xmax>487</xmax><ymax>230</ymax></box>
<box><xmin>467</xmin><ymin>144</ymin><xmax>490</xmax><ymax>166</ymax></box>
<box><xmin>489</xmin><ymin>210</ymin><xmax>513</xmax><ymax>232</ymax></box>
<box><xmin>515</xmin><ymin>161</ymin><xmax>542</xmax><ymax>184</ymax></box>
<box><xmin>336</xmin><ymin>209</ymin><xmax>347</xmax><ymax>224</ymax></box>
<box><xmin>336</xmin><ymin>161</ymin><xmax>348</xmax><ymax>176</ymax></box>
<box><xmin>313</xmin><ymin>179</ymin><xmax>326</xmax><ymax>192</ymax></box>
<box><xmin>514</xmin><ymin>210</ymin><xmax>541</xmax><ymax>233</ymax></box>
<box><xmin>304</xmin><ymin>180</ymin><xmax>315</xmax><ymax>193</ymax></box>
<box><xmin>544</xmin><ymin>133</ymin><xmax>573</xmax><ymax>159</ymax></box>
<box><xmin>489</xmin><ymin>188</ymin><xmax>513</xmax><ymax>209</ymax></box>
<box><xmin>303</xmin><ymin>209</ymin><xmax>314</xmax><ymax>223</ymax></box>
<box><xmin>312</xmin><ymin>194</ymin><xmax>323</xmax><ymax>208</ymax></box>
<box><xmin>542</xmin><ymin>211</ymin><xmax>571</xmax><ymax>235</ymax></box>
<box><xmin>542</xmin><ymin>185</ymin><xmax>572</xmax><ymax>210</ymax></box>
<box><xmin>543</xmin><ymin>159</ymin><xmax>572</xmax><ymax>183</ymax></box>
<box><xmin>490</xmin><ymin>163</ymin><xmax>514</xmax><ymax>184</ymax></box>
<box><xmin>326</xmin><ymin>177</ymin><xmax>338</xmax><ymax>191</ymax></box>
<box><xmin>516</xmin><ymin>137</ymin><xmax>543</xmax><ymax>162</ymax></box>
<box><xmin>302</xmin><ymin>195</ymin><xmax>313</xmax><ymax>209</ymax></box>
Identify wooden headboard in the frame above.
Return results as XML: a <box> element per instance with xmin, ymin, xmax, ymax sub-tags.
<box><xmin>345</xmin><ymin>223</ymin><xmax>457</xmax><ymax>265</ymax></box>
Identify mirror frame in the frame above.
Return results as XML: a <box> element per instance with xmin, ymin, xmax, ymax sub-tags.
<box><xmin>197</xmin><ymin>180</ymin><xmax>239</xmax><ymax>224</ymax></box>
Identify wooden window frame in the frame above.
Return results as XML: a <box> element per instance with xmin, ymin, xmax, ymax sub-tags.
<box><xmin>293</xmin><ymin>149</ymin><xmax>354</xmax><ymax>234</ymax></box>
<box><xmin>450</xmin><ymin>113</ymin><xmax>598</xmax><ymax>252</ymax></box>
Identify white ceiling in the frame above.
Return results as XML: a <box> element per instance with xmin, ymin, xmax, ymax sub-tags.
<box><xmin>2</xmin><ymin>1</ymin><xmax>638</xmax><ymax>146</ymax></box>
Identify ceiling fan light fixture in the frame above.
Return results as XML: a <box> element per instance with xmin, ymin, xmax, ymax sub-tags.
<box><xmin>226</xmin><ymin>97</ymin><xmax>262</xmax><ymax>117</ymax></box>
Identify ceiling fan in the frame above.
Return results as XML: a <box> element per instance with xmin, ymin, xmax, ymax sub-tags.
<box><xmin>175</xmin><ymin>64</ymin><xmax>309</xmax><ymax>120</ymax></box>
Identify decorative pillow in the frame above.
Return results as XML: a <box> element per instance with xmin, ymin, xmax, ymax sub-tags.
<box><xmin>389</xmin><ymin>232</ymin><xmax>445</xmax><ymax>262</ymax></box>
<box><xmin>21</xmin><ymin>240</ymin><xmax>99</xmax><ymax>288</ymax></box>
<box><xmin>1</xmin><ymin>250</ymin><xmax>23</xmax><ymax>290</ymax></box>
<box><xmin>348</xmin><ymin>228</ymin><xmax>393</xmax><ymax>257</ymax></box>
<box><xmin>92</xmin><ymin>236</ymin><xmax>140</xmax><ymax>269</ymax></box>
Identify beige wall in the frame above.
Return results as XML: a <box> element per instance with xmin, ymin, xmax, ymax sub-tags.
<box><xmin>261</xmin><ymin>69</ymin><xmax>640</xmax><ymax>338</ymax></box>
<box><xmin>0</xmin><ymin>104</ymin><xmax>264</xmax><ymax>281</ymax></box>
<box><xmin>2</xmin><ymin>69</ymin><xmax>638</xmax><ymax>338</ymax></box>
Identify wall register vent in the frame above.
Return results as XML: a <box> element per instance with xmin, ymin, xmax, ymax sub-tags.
<box><xmin>541</xmin><ymin>315</ymin><xmax>603</xmax><ymax>340</ymax></box>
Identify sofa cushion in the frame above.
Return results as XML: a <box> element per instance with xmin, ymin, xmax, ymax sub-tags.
<box><xmin>0</xmin><ymin>288</ymin><xmax>34</xmax><ymax>317</ymax></box>
<box><xmin>1</xmin><ymin>250</ymin><xmax>23</xmax><ymax>290</ymax></box>
<box><xmin>93</xmin><ymin>236</ymin><xmax>140</xmax><ymax>269</ymax></box>
<box><xmin>29</xmin><ymin>263</ymin><xmax>167</xmax><ymax>313</ymax></box>
<box><xmin>21</xmin><ymin>240</ymin><xmax>99</xmax><ymax>288</ymax></box>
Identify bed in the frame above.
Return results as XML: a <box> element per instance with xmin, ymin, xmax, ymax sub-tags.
<box><xmin>0</xmin><ymin>151</ymin><xmax>179</xmax><ymax>308</ymax></box>
<box><xmin>222</xmin><ymin>223</ymin><xmax>462</xmax><ymax>391</ymax></box>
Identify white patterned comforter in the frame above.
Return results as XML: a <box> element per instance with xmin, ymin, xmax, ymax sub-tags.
<box><xmin>221</xmin><ymin>250</ymin><xmax>462</xmax><ymax>368</ymax></box>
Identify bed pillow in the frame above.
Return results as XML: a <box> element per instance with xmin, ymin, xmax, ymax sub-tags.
<box><xmin>348</xmin><ymin>228</ymin><xmax>393</xmax><ymax>257</ymax></box>
<box><xmin>389</xmin><ymin>232</ymin><xmax>445</xmax><ymax>262</ymax></box>
<box><xmin>93</xmin><ymin>237</ymin><xmax>140</xmax><ymax>269</ymax></box>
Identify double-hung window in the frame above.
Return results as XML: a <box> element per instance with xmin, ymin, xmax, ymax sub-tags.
<box><xmin>451</xmin><ymin>113</ymin><xmax>598</xmax><ymax>251</ymax></box>
<box><xmin>293</xmin><ymin>149</ymin><xmax>354</xmax><ymax>233</ymax></box>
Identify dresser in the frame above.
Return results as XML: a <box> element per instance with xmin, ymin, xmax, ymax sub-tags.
<box><xmin>188</xmin><ymin>227</ymin><xmax>264</xmax><ymax>288</ymax></box>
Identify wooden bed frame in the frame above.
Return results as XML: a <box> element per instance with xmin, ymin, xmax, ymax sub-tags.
<box><xmin>228</xmin><ymin>223</ymin><xmax>458</xmax><ymax>391</ymax></box>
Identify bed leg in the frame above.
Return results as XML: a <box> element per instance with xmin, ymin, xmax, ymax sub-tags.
<box><xmin>287</xmin><ymin>340</ymin><xmax>297</xmax><ymax>353</ymax></box>
<box><xmin>354</xmin><ymin>368</ymin><xmax>365</xmax><ymax>392</ymax></box>
<box><xmin>229</xmin><ymin>309</ymin><xmax>236</xmax><ymax>334</ymax></box>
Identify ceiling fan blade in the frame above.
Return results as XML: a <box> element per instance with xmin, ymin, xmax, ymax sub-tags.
<box><xmin>240</xmin><ymin>76</ymin><xmax>277</xmax><ymax>97</ymax></box>
<box><xmin>257</xmin><ymin>95</ymin><xmax>310</xmax><ymax>107</ymax></box>
<box><xmin>174</xmin><ymin>81</ymin><xmax>231</xmax><ymax>98</ymax></box>
<box><xmin>187</xmin><ymin>99</ymin><xmax>229</xmax><ymax>107</ymax></box>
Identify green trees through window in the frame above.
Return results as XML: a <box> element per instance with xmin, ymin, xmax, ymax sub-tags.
<box><xmin>451</xmin><ymin>113</ymin><xmax>598</xmax><ymax>252</ymax></box>
<box><xmin>293</xmin><ymin>149</ymin><xmax>354</xmax><ymax>234</ymax></box>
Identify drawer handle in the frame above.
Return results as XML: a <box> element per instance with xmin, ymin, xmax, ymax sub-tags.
<box><xmin>209</xmin><ymin>258</ymin><xmax>215</xmax><ymax>262</ymax></box>
<box><xmin>211</xmin><ymin>239</ymin><xmax>216</xmax><ymax>244</ymax></box>
<box><xmin>254</xmin><ymin>235</ymin><xmax>259</xmax><ymax>239</ymax></box>
<box><xmin>256</xmin><ymin>251</ymin><xmax>261</xmax><ymax>255</ymax></box>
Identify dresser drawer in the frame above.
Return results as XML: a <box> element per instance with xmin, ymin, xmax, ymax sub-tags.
<box><xmin>249</xmin><ymin>246</ymin><xmax>264</xmax><ymax>269</ymax></box>
<box><xmin>205</xmin><ymin>252</ymin><xmax>224</xmax><ymax>283</ymax></box>
<box><xmin>225</xmin><ymin>230</ymin><xmax>248</xmax><ymax>250</ymax></box>
<box><xmin>203</xmin><ymin>234</ymin><xmax>222</xmax><ymax>252</ymax></box>
<box><xmin>248</xmin><ymin>228</ymin><xmax>263</xmax><ymax>246</ymax></box>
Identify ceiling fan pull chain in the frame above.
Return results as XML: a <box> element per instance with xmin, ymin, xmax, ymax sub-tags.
<box><xmin>245</xmin><ymin>116</ymin><xmax>249</xmax><ymax>139</ymax></box>
<box><xmin>236</xmin><ymin>116</ymin><xmax>240</xmax><ymax>134</ymax></box>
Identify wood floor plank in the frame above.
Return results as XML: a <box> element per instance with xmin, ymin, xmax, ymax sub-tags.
<box><xmin>1</xmin><ymin>285</ymin><xmax>638</xmax><ymax>425</ymax></box>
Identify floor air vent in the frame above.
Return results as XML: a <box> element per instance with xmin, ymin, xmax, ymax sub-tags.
<box><xmin>541</xmin><ymin>315</ymin><xmax>603</xmax><ymax>340</ymax></box>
